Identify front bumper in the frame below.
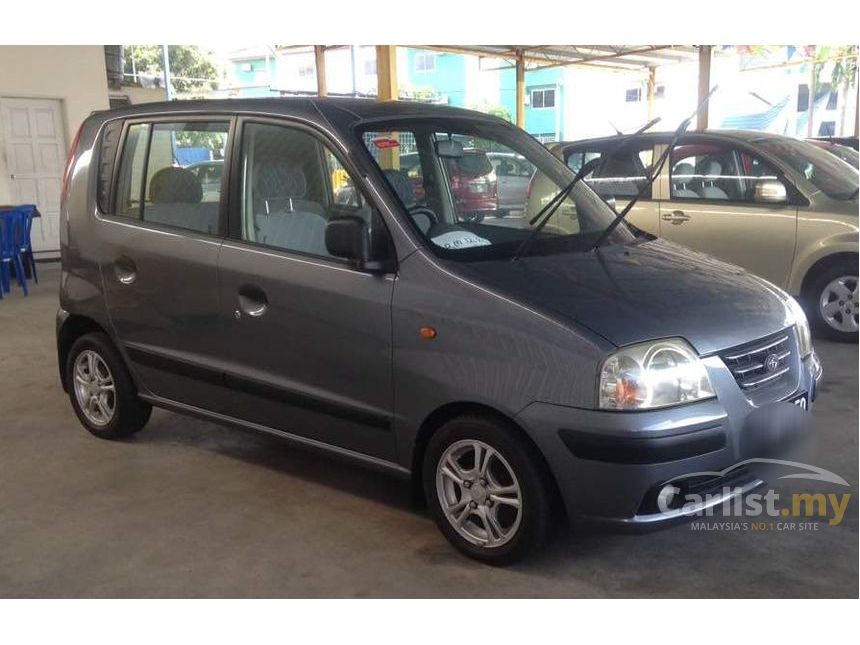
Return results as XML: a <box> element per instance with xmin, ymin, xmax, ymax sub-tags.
<box><xmin>516</xmin><ymin>347</ymin><xmax>822</xmax><ymax>531</ymax></box>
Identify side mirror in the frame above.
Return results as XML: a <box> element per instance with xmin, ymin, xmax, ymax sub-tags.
<box><xmin>325</xmin><ymin>216</ymin><xmax>394</xmax><ymax>274</ymax></box>
<box><xmin>754</xmin><ymin>179</ymin><xmax>788</xmax><ymax>204</ymax></box>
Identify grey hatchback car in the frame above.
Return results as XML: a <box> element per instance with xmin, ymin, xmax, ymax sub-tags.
<box><xmin>58</xmin><ymin>99</ymin><xmax>822</xmax><ymax>563</ymax></box>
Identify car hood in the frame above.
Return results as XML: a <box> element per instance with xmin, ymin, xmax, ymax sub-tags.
<box><xmin>449</xmin><ymin>238</ymin><xmax>793</xmax><ymax>355</ymax></box>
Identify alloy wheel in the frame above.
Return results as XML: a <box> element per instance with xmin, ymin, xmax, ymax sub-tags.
<box><xmin>819</xmin><ymin>275</ymin><xmax>859</xmax><ymax>333</ymax></box>
<box><xmin>435</xmin><ymin>439</ymin><xmax>522</xmax><ymax>548</ymax></box>
<box><xmin>73</xmin><ymin>350</ymin><xmax>116</xmax><ymax>427</ymax></box>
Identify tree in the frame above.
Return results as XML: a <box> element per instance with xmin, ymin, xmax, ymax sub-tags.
<box><xmin>123</xmin><ymin>45</ymin><xmax>219</xmax><ymax>98</ymax></box>
<box><xmin>813</xmin><ymin>45</ymin><xmax>858</xmax><ymax>91</ymax></box>
<box><xmin>469</xmin><ymin>102</ymin><xmax>513</xmax><ymax>123</ymax></box>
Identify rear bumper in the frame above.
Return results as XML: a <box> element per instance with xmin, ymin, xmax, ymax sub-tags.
<box><xmin>516</xmin><ymin>349</ymin><xmax>822</xmax><ymax>531</ymax></box>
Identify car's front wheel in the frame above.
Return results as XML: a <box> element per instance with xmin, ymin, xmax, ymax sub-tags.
<box><xmin>807</xmin><ymin>262</ymin><xmax>858</xmax><ymax>341</ymax></box>
<box><xmin>423</xmin><ymin>415</ymin><xmax>554</xmax><ymax>564</ymax></box>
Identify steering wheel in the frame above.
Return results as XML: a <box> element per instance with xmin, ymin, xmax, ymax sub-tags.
<box><xmin>408</xmin><ymin>206</ymin><xmax>439</xmax><ymax>235</ymax></box>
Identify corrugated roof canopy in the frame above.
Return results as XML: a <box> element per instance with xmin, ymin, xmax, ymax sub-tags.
<box><xmin>416</xmin><ymin>45</ymin><xmax>703</xmax><ymax>70</ymax></box>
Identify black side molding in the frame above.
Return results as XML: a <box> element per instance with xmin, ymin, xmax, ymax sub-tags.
<box><xmin>558</xmin><ymin>426</ymin><xmax>726</xmax><ymax>464</ymax></box>
<box><xmin>125</xmin><ymin>345</ymin><xmax>390</xmax><ymax>432</ymax></box>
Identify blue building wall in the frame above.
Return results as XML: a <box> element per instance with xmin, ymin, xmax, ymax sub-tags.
<box><xmin>405</xmin><ymin>49</ymin><xmax>468</xmax><ymax>107</ymax></box>
<box><xmin>229</xmin><ymin>56</ymin><xmax>278</xmax><ymax>97</ymax></box>
<box><xmin>500</xmin><ymin>67</ymin><xmax>564</xmax><ymax>139</ymax></box>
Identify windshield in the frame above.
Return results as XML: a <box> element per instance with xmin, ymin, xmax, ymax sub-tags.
<box><xmin>755</xmin><ymin>137</ymin><xmax>859</xmax><ymax>200</ymax></box>
<box><xmin>822</xmin><ymin>143</ymin><xmax>859</xmax><ymax>169</ymax></box>
<box><xmin>358</xmin><ymin>119</ymin><xmax>635</xmax><ymax>261</ymax></box>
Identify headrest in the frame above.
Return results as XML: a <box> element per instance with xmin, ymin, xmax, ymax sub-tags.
<box><xmin>255</xmin><ymin>160</ymin><xmax>308</xmax><ymax>199</ymax></box>
<box><xmin>601</xmin><ymin>155</ymin><xmax>637</xmax><ymax>177</ymax></box>
<box><xmin>673</xmin><ymin>162</ymin><xmax>695</xmax><ymax>179</ymax></box>
<box><xmin>150</xmin><ymin>167</ymin><xmax>202</xmax><ymax>203</ymax></box>
<box><xmin>704</xmin><ymin>160</ymin><xmax>722</xmax><ymax>177</ymax></box>
<box><xmin>383</xmin><ymin>169</ymin><xmax>416</xmax><ymax>208</ymax></box>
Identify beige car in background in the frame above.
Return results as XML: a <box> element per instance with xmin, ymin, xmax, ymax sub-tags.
<box><xmin>544</xmin><ymin>131</ymin><xmax>859</xmax><ymax>341</ymax></box>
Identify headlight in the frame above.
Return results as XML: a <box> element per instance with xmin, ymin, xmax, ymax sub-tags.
<box><xmin>786</xmin><ymin>296</ymin><xmax>813</xmax><ymax>358</ymax></box>
<box><xmin>599</xmin><ymin>338</ymin><xmax>715</xmax><ymax>411</ymax></box>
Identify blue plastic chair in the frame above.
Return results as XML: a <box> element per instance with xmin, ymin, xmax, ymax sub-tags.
<box><xmin>0</xmin><ymin>209</ymin><xmax>29</xmax><ymax>297</ymax></box>
<box><xmin>15</xmin><ymin>204</ymin><xmax>38</xmax><ymax>284</ymax></box>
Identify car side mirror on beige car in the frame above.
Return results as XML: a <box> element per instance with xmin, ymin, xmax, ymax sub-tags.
<box><xmin>754</xmin><ymin>179</ymin><xmax>788</xmax><ymax>204</ymax></box>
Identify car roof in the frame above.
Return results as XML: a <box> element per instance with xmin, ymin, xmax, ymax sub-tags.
<box><xmin>556</xmin><ymin>129</ymin><xmax>797</xmax><ymax>150</ymax></box>
<box><xmin>90</xmin><ymin>97</ymin><xmax>505</xmax><ymax>126</ymax></box>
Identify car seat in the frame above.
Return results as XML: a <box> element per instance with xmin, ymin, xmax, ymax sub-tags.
<box><xmin>697</xmin><ymin>160</ymin><xmax>728</xmax><ymax>199</ymax></box>
<box><xmin>253</xmin><ymin>160</ymin><xmax>328</xmax><ymax>255</ymax></box>
<box><xmin>671</xmin><ymin>162</ymin><xmax>699</xmax><ymax>198</ymax></box>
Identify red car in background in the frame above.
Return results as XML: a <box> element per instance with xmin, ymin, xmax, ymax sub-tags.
<box><xmin>400</xmin><ymin>149</ymin><xmax>498</xmax><ymax>222</ymax></box>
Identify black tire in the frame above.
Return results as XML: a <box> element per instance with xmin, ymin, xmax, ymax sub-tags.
<box><xmin>65</xmin><ymin>332</ymin><xmax>151</xmax><ymax>439</ymax></box>
<box><xmin>804</xmin><ymin>261</ymin><xmax>858</xmax><ymax>342</ymax></box>
<box><xmin>423</xmin><ymin>415</ymin><xmax>554</xmax><ymax>564</ymax></box>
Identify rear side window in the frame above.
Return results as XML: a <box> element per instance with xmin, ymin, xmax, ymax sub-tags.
<box><xmin>113</xmin><ymin>120</ymin><xmax>229</xmax><ymax>234</ymax></box>
<box><xmin>567</xmin><ymin>143</ymin><xmax>654</xmax><ymax>199</ymax></box>
<box><xmin>450</xmin><ymin>151</ymin><xmax>493</xmax><ymax>177</ymax></box>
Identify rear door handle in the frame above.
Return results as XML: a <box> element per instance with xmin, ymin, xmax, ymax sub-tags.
<box><xmin>237</xmin><ymin>284</ymin><xmax>268</xmax><ymax>318</ymax></box>
<box><xmin>661</xmin><ymin>210</ymin><xmax>691</xmax><ymax>224</ymax></box>
<box><xmin>113</xmin><ymin>256</ymin><xmax>137</xmax><ymax>285</ymax></box>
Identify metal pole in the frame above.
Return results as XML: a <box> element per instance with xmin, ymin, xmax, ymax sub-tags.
<box><xmin>855</xmin><ymin>64</ymin><xmax>859</xmax><ymax>137</ymax></box>
<box><xmin>697</xmin><ymin>46</ymin><xmax>711</xmax><ymax>130</ymax></box>
<box><xmin>376</xmin><ymin>45</ymin><xmax>398</xmax><ymax>101</ymax></box>
<box><xmin>647</xmin><ymin>66</ymin><xmax>657</xmax><ymax>121</ymax></box>
<box><xmin>515</xmin><ymin>49</ymin><xmax>525</xmax><ymax>130</ymax></box>
<box><xmin>161</xmin><ymin>44</ymin><xmax>173</xmax><ymax>100</ymax></box>
<box><xmin>350</xmin><ymin>46</ymin><xmax>358</xmax><ymax>97</ymax></box>
<box><xmin>807</xmin><ymin>46</ymin><xmax>817</xmax><ymax>138</ymax></box>
<box><xmin>314</xmin><ymin>45</ymin><xmax>327</xmax><ymax>97</ymax></box>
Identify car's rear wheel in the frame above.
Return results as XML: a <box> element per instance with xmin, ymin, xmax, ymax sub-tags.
<box><xmin>423</xmin><ymin>415</ymin><xmax>553</xmax><ymax>564</ymax></box>
<box><xmin>807</xmin><ymin>262</ymin><xmax>858</xmax><ymax>342</ymax></box>
<box><xmin>66</xmin><ymin>332</ymin><xmax>152</xmax><ymax>439</ymax></box>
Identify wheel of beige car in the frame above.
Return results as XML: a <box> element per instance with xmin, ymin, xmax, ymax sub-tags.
<box><xmin>66</xmin><ymin>332</ymin><xmax>152</xmax><ymax>439</ymax></box>
<box><xmin>806</xmin><ymin>262</ymin><xmax>859</xmax><ymax>342</ymax></box>
<box><xmin>423</xmin><ymin>415</ymin><xmax>553</xmax><ymax>564</ymax></box>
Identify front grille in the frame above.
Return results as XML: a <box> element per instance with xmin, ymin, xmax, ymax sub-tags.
<box><xmin>720</xmin><ymin>331</ymin><xmax>793</xmax><ymax>392</ymax></box>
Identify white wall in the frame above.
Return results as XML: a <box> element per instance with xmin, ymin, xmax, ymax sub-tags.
<box><xmin>110</xmin><ymin>85</ymin><xmax>167</xmax><ymax>105</ymax></box>
<box><xmin>0</xmin><ymin>46</ymin><xmax>109</xmax><ymax>204</ymax></box>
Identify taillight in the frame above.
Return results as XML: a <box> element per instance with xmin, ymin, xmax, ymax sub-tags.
<box><xmin>60</xmin><ymin>123</ymin><xmax>84</xmax><ymax>212</ymax></box>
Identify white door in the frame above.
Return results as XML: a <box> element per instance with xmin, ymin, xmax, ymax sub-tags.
<box><xmin>1</xmin><ymin>97</ymin><xmax>66</xmax><ymax>256</ymax></box>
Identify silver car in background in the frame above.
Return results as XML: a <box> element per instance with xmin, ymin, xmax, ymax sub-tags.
<box><xmin>550</xmin><ymin>131</ymin><xmax>859</xmax><ymax>341</ymax></box>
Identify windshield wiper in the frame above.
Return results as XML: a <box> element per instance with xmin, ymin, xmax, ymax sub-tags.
<box><xmin>509</xmin><ymin>162</ymin><xmax>594</xmax><ymax>262</ymax></box>
<box><xmin>590</xmin><ymin>87</ymin><xmax>718</xmax><ymax>251</ymax></box>
<box><xmin>510</xmin><ymin>117</ymin><xmax>666</xmax><ymax>262</ymax></box>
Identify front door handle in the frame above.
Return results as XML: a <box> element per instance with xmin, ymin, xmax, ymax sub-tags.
<box><xmin>113</xmin><ymin>256</ymin><xmax>137</xmax><ymax>285</ymax></box>
<box><xmin>661</xmin><ymin>210</ymin><xmax>691</xmax><ymax>224</ymax></box>
<box><xmin>237</xmin><ymin>284</ymin><xmax>268</xmax><ymax>317</ymax></box>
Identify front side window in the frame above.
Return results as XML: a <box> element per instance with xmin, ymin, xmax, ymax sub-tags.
<box><xmin>359</xmin><ymin>120</ymin><xmax>634</xmax><ymax>261</ymax></box>
<box><xmin>113</xmin><ymin>120</ymin><xmax>228</xmax><ymax>234</ymax></box>
<box><xmin>670</xmin><ymin>140</ymin><xmax>788</xmax><ymax>203</ymax></box>
<box><xmin>239</xmin><ymin>122</ymin><xmax>384</xmax><ymax>259</ymax></box>
<box><xmin>754</xmin><ymin>137</ymin><xmax>858</xmax><ymax>201</ymax></box>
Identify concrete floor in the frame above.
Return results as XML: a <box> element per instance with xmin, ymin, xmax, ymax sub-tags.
<box><xmin>0</xmin><ymin>264</ymin><xmax>857</xmax><ymax>598</ymax></box>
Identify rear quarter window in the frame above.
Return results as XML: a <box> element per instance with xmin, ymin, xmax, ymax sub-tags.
<box><xmin>96</xmin><ymin>120</ymin><xmax>123</xmax><ymax>213</ymax></box>
<box><xmin>452</xmin><ymin>152</ymin><xmax>493</xmax><ymax>176</ymax></box>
